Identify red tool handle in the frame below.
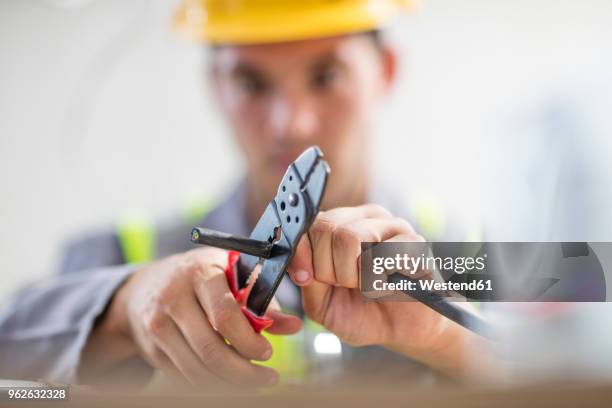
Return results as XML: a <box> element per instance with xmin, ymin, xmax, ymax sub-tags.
<box><xmin>224</xmin><ymin>251</ymin><xmax>274</xmax><ymax>333</ymax></box>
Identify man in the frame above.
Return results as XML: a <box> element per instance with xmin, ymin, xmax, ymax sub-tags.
<box><xmin>0</xmin><ymin>0</ymin><xmax>488</xmax><ymax>387</ymax></box>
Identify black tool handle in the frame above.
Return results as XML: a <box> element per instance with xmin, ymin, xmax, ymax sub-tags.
<box><xmin>421</xmin><ymin>295</ymin><xmax>494</xmax><ymax>339</ymax></box>
<box><xmin>387</xmin><ymin>273</ymin><xmax>495</xmax><ymax>339</ymax></box>
<box><xmin>191</xmin><ymin>227</ymin><xmax>273</xmax><ymax>259</ymax></box>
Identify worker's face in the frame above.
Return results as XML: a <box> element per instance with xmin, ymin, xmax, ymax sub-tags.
<box><xmin>211</xmin><ymin>34</ymin><xmax>396</xmax><ymax>207</ymax></box>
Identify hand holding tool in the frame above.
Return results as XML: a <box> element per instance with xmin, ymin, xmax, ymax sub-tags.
<box><xmin>191</xmin><ymin>145</ymin><xmax>494</xmax><ymax>338</ymax></box>
<box><xmin>191</xmin><ymin>146</ymin><xmax>330</xmax><ymax>332</ymax></box>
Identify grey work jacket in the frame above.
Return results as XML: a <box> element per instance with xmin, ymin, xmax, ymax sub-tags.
<box><xmin>0</xmin><ymin>182</ymin><xmax>433</xmax><ymax>383</ymax></box>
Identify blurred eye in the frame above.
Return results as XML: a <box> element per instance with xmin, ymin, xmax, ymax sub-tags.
<box><xmin>236</xmin><ymin>74</ymin><xmax>269</xmax><ymax>97</ymax></box>
<box><xmin>311</xmin><ymin>66</ymin><xmax>339</xmax><ymax>90</ymax></box>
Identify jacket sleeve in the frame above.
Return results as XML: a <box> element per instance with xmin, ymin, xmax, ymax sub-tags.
<box><xmin>0</xmin><ymin>232</ymin><xmax>134</xmax><ymax>383</ymax></box>
<box><xmin>0</xmin><ymin>265</ymin><xmax>133</xmax><ymax>383</ymax></box>
<box><xmin>58</xmin><ymin>230</ymin><xmax>125</xmax><ymax>275</ymax></box>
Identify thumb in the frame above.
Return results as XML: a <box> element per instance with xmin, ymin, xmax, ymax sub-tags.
<box><xmin>288</xmin><ymin>235</ymin><xmax>314</xmax><ymax>286</ymax></box>
<box><xmin>288</xmin><ymin>234</ymin><xmax>332</xmax><ymax>325</ymax></box>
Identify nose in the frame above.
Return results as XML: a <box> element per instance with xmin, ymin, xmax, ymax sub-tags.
<box><xmin>269</xmin><ymin>92</ymin><xmax>319</xmax><ymax>142</ymax></box>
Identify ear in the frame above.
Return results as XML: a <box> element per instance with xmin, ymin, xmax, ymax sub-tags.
<box><xmin>379</xmin><ymin>45</ymin><xmax>398</xmax><ymax>95</ymax></box>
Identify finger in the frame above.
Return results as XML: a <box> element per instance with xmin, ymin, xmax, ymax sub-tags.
<box><xmin>285</xmin><ymin>239</ymin><xmax>331</xmax><ymax>324</ymax></box>
<box><xmin>289</xmin><ymin>204</ymin><xmax>394</xmax><ymax>286</ymax></box>
<box><xmin>288</xmin><ymin>236</ymin><xmax>315</xmax><ymax>286</ymax></box>
<box><xmin>384</xmin><ymin>233</ymin><xmax>434</xmax><ymax>279</ymax></box>
<box><xmin>332</xmin><ymin>217</ymin><xmax>417</xmax><ymax>288</ymax></box>
<box><xmin>150</xmin><ymin>316</ymin><xmax>224</xmax><ymax>387</ymax></box>
<box><xmin>264</xmin><ymin>309</ymin><xmax>302</xmax><ymax>335</ymax></box>
<box><xmin>138</xmin><ymin>336</ymin><xmax>181</xmax><ymax>378</ymax></box>
<box><xmin>167</xmin><ymin>297</ymin><xmax>278</xmax><ymax>387</ymax></box>
<box><xmin>191</xmin><ymin>258</ymin><xmax>272</xmax><ymax>361</ymax></box>
<box><xmin>263</xmin><ymin>298</ymin><xmax>302</xmax><ymax>335</ymax></box>
<box><xmin>144</xmin><ymin>344</ymin><xmax>190</xmax><ymax>384</ymax></box>
<box><xmin>312</xmin><ymin>205</ymin><xmax>396</xmax><ymax>285</ymax></box>
<box><xmin>385</xmin><ymin>233</ymin><xmax>425</xmax><ymax>243</ymax></box>
<box><xmin>300</xmin><ymin>280</ymin><xmax>333</xmax><ymax>324</ymax></box>
<box><xmin>306</xmin><ymin>213</ymin><xmax>361</xmax><ymax>285</ymax></box>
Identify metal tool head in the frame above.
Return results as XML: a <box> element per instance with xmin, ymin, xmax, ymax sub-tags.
<box><xmin>239</xmin><ymin>146</ymin><xmax>330</xmax><ymax>316</ymax></box>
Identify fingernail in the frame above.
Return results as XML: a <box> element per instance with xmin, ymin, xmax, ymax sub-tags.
<box><xmin>294</xmin><ymin>269</ymin><xmax>310</xmax><ymax>285</ymax></box>
<box><xmin>261</xmin><ymin>348</ymin><xmax>272</xmax><ymax>361</ymax></box>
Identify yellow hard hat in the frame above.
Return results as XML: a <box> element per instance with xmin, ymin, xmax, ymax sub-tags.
<box><xmin>174</xmin><ymin>0</ymin><xmax>413</xmax><ymax>45</ymax></box>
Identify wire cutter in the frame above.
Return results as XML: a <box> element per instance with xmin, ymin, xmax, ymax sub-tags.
<box><xmin>191</xmin><ymin>146</ymin><xmax>330</xmax><ymax>333</ymax></box>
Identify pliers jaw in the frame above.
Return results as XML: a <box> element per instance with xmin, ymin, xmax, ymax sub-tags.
<box><xmin>191</xmin><ymin>146</ymin><xmax>329</xmax><ymax>332</ymax></box>
<box><xmin>242</xmin><ymin>146</ymin><xmax>330</xmax><ymax>316</ymax></box>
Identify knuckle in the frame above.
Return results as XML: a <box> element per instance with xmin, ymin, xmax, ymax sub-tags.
<box><xmin>310</xmin><ymin>214</ymin><xmax>336</xmax><ymax>241</ymax></box>
<box><xmin>191</xmin><ymin>260</ymin><xmax>224</xmax><ymax>289</ymax></box>
<box><xmin>190</xmin><ymin>263</ymin><xmax>208</xmax><ymax>290</ymax></box>
<box><xmin>318</xmin><ymin>274</ymin><xmax>337</xmax><ymax>286</ymax></box>
<box><xmin>185</xmin><ymin>246</ymin><xmax>214</xmax><ymax>261</ymax></box>
<box><xmin>209</xmin><ymin>293</ymin><xmax>236</xmax><ymax>332</ymax></box>
<box><xmin>198</xmin><ymin>339</ymin><xmax>223</xmax><ymax>366</ymax></box>
<box><xmin>365</xmin><ymin>203</ymin><xmax>392</xmax><ymax>218</ymax></box>
<box><xmin>183</xmin><ymin>258</ymin><xmax>206</xmax><ymax>280</ymax></box>
<box><xmin>187</xmin><ymin>247</ymin><xmax>227</xmax><ymax>269</ymax></box>
<box><xmin>156</xmin><ymin>285</ymin><xmax>176</xmax><ymax>306</ymax></box>
<box><xmin>154</xmin><ymin>285</ymin><xmax>182</xmax><ymax>317</ymax></box>
<box><xmin>144</xmin><ymin>309</ymin><xmax>168</xmax><ymax>337</ymax></box>
<box><xmin>392</xmin><ymin>217</ymin><xmax>416</xmax><ymax>234</ymax></box>
<box><xmin>176</xmin><ymin>258</ymin><xmax>198</xmax><ymax>278</ymax></box>
<box><xmin>332</xmin><ymin>225</ymin><xmax>359</xmax><ymax>253</ymax></box>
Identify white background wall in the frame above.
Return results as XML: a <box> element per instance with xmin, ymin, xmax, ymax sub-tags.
<box><xmin>1</xmin><ymin>0</ymin><xmax>612</xmax><ymax>298</ymax></box>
